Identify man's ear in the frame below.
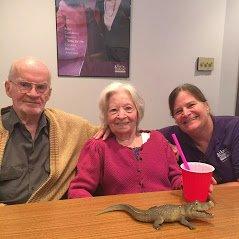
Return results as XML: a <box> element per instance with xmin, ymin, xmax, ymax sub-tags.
<box><xmin>5</xmin><ymin>80</ymin><xmax>12</xmax><ymax>98</ymax></box>
<box><xmin>46</xmin><ymin>88</ymin><xmax>52</xmax><ymax>101</ymax></box>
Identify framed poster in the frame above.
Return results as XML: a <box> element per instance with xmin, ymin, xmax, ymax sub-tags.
<box><xmin>55</xmin><ymin>0</ymin><xmax>131</xmax><ymax>77</ymax></box>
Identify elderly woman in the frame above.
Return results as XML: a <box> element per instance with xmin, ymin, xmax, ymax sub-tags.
<box><xmin>160</xmin><ymin>83</ymin><xmax>239</xmax><ymax>186</ymax></box>
<box><xmin>68</xmin><ymin>82</ymin><xmax>182</xmax><ymax>198</ymax></box>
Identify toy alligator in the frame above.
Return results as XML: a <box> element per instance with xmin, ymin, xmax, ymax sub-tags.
<box><xmin>99</xmin><ymin>200</ymin><xmax>214</xmax><ymax>230</ymax></box>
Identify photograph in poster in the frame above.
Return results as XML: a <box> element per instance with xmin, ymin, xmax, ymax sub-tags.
<box><xmin>55</xmin><ymin>0</ymin><xmax>130</xmax><ymax>77</ymax></box>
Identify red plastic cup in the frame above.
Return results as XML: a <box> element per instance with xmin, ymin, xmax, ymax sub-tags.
<box><xmin>180</xmin><ymin>162</ymin><xmax>215</xmax><ymax>202</ymax></box>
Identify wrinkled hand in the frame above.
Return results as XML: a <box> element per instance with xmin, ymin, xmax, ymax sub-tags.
<box><xmin>169</xmin><ymin>143</ymin><xmax>179</xmax><ymax>161</ymax></box>
<box><xmin>93</xmin><ymin>127</ymin><xmax>111</xmax><ymax>140</ymax></box>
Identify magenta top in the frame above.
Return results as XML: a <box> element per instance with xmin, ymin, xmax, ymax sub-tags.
<box><xmin>68</xmin><ymin>130</ymin><xmax>182</xmax><ymax>198</ymax></box>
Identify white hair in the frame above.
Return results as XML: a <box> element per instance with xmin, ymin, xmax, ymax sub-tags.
<box><xmin>99</xmin><ymin>82</ymin><xmax>145</xmax><ymax>127</ymax></box>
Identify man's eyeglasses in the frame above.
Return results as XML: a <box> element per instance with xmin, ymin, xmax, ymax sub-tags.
<box><xmin>9</xmin><ymin>79</ymin><xmax>50</xmax><ymax>94</ymax></box>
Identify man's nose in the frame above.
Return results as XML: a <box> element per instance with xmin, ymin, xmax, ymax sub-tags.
<box><xmin>27</xmin><ymin>85</ymin><xmax>39</xmax><ymax>96</ymax></box>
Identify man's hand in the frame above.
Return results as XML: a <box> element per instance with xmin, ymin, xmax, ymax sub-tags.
<box><xmin>93</xmin><ymin>127</ymin><xmax>111</xmax><ymax>140</ymax></box>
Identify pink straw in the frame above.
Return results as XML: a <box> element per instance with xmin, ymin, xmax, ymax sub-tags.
<box><xmin>171</xmin><ymin>133</ymin><xmax>190</xmax><ymax>170</ymax></box>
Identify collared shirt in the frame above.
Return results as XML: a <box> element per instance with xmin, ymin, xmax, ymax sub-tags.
<box><xmin>159</xmin><ymin>116</ymin><xmax>239</xmax><ymax>183</ymax></box>
<box><xmin>0</xmin><ymin>107</ymin><xmax>50</xmax><ymax>204</ymax></box>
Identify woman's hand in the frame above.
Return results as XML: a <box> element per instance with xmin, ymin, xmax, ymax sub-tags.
<box><xmin>208</xmin><ymin>177</ymin><xmax>217</xmax><ymax>199</ymax></box>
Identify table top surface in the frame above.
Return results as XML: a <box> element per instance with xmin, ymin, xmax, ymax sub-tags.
<box><xmin>0</xmin><ymin>185</ymin><xmax>238</xmax><ymax>239</ymax></box>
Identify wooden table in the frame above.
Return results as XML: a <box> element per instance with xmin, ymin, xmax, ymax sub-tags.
<box><xmin>0</xmin><ymin>185</ymin><xmax>238</xmax><ymax>239</ymax></box>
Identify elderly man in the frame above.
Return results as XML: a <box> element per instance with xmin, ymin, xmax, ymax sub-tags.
<box><xmin>0</xmin><ymin>57</ymin><xmax>98</xmax><ymax>205</ymax></box>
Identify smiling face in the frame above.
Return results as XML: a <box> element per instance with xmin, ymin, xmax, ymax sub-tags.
<box><xmin>172</xmin><ymin>90</ymin><xmax>211</xmax><ymax>135</ymax></box>
<box><xmin>5</xmin><ymin>58</ymin><xmax>51</xmax><ymax>121</ymax></box>
<box><xmin>107</xmin><ymin>89</ymin><xmax>138</xmax><ymax>139</ymax></box>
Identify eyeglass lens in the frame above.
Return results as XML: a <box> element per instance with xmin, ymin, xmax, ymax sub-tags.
<box><xmin>13</xmin><ymin>80</ymin><xmax>49</xmax><ymax>94</ymax></box>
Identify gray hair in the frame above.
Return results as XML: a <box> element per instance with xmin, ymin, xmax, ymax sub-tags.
<box><xmin>99</xmin><ymin>82</ymin><xmax>145</xmax><ymax>128</ymax></box>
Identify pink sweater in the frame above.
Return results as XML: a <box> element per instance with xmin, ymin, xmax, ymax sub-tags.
<box><xmin>68</xmin><ymin>130</ymin><xmax>182</xmax><ymax>198</ymax></box>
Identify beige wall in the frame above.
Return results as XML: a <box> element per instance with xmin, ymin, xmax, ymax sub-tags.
<box><xmin>1</xmin><ymin>0</ymin><xmax>235</xmax><ymax>129</ymax></box>
<box><xmin>219</xmin><ymin>0</ymin><xmax>239</xmax><ymax>115</ymax></box>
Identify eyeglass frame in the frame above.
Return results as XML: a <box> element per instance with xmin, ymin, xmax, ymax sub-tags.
<box><xmin>9</xmin><ymin>78</ymin><xmax>51</xmax><ymax>94</ymax></box>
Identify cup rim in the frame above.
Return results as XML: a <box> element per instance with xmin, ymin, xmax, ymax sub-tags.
<box><xmin>180</xmin><ymin>162</ymin><xmax>215</xmax><ymax>173</ymax></box>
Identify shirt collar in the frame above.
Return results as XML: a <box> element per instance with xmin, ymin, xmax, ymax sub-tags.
<box><xmin>37</xmin><ymin>112</ymin><xmax>49</xmax><ymax>136</ymax></box>
<box><xmin>1</xmin><ymin>106</ymin><xmax>48</xmax><ymax>135</ymax></box>
<box><xmin>2</xmin><ymin>106</ymin><xmax>20</xmax><ymax>133</ymax></box>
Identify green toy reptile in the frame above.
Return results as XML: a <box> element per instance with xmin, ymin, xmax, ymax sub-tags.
<box><xmin>99</xmin><ymin>200</ymin><xmax>214</xmax><ymax>230</ymax></box>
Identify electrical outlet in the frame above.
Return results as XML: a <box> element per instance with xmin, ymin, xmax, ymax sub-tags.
<box><xmin>197</xmin><ymin>57</ymin><xmax>214</xmax><ymax>71</ymax></box>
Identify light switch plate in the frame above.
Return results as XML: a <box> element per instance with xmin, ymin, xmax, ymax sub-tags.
<box><xmin>197</xmin><ymin>57</ymin><xmax>214</xmax><ymax>71</ymax></box>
